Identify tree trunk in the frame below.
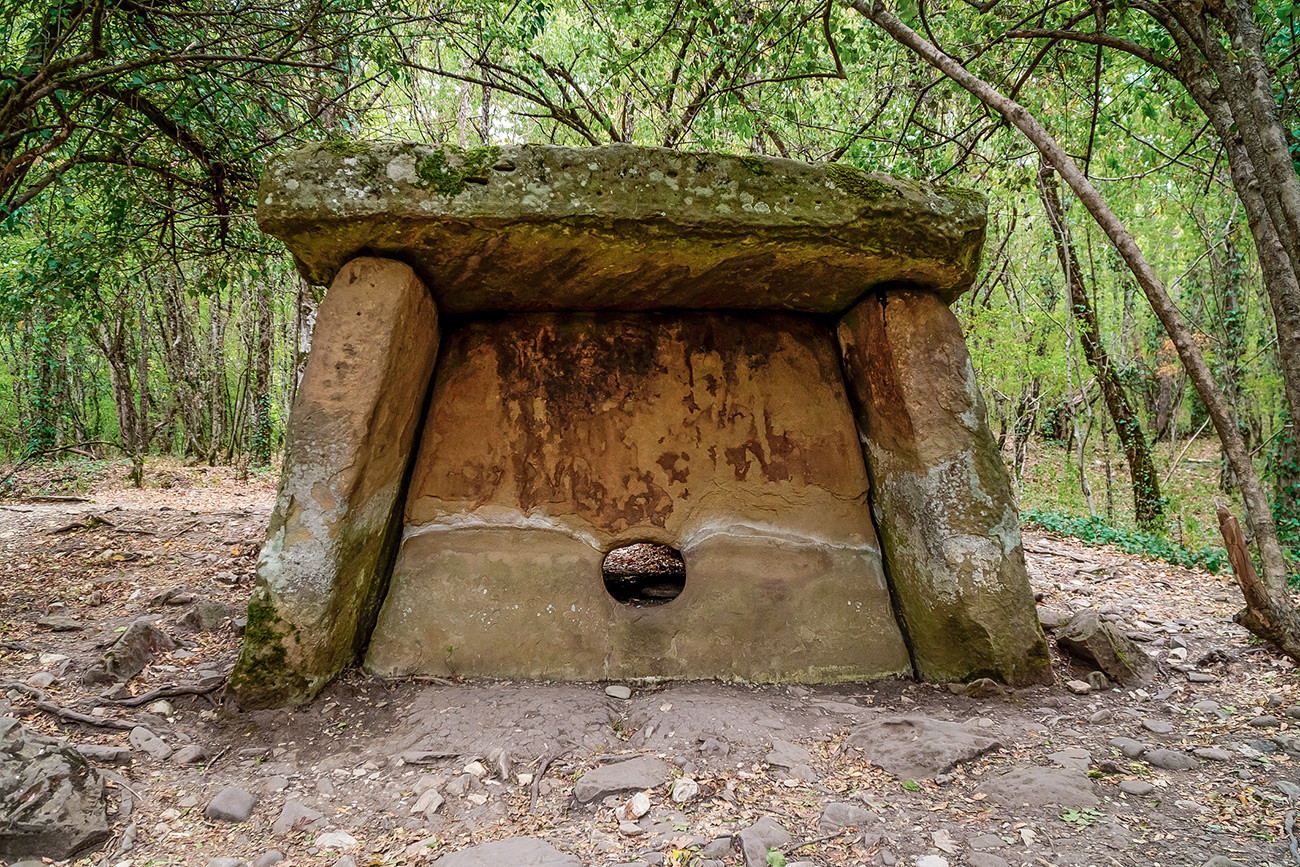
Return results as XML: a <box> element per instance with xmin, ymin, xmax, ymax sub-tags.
<box><xmin>852</xmin><ymin>0</ymin><xmax>1294</xmax><ymax>647</ymax></box>
<box><xmin>251</xmin><ymin>283</ymin><xmax>273</xmax><ymax>465</ymax></box>
<box><xmin>1037</xmin><ymin>159</ymin><xmax>1165</xmax><ymax>530</ymax></box>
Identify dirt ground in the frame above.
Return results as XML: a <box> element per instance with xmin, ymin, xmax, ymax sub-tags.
<box><xmin>1</xmin><ymin>460</ymin><xmax>1297</xmax><ymax>867</ymax></box>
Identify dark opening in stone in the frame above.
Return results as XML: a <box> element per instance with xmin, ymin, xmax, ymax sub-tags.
<box><xmin>602</xmin><ymin>542</ymin><xmax>685</xmax><ymax>606</ymax></box>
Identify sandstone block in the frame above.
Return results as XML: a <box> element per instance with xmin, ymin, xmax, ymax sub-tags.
<box><xmin>229</xmin><ymin>257</ymin><xmax>440</xmax><ymax>707</ymax></box>
<box><xmin>364</xmin><ymin>313</ymin><xmax>910</xmax><ymax>683</ymax></box>
<box><xmin>837</xmin><ymin>290</ymin><xmax>1051</xmax><ymax>686</ymax></box>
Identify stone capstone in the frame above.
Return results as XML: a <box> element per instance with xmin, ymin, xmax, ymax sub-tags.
<box><xmin>837</xmin><ymin>290</ymin><xmax>1051</xmax><ymax>685</ymax></box>
<box><xmin>845</xmin><ymin>715</ymin><xmax>1002</xmax><ymax>779</ymax></box>
<box><xmin>258</xmin><ymin>143</ymin><xmax>986</xmax><ymax>308</ymax></box>
<box><xmin>0</xmin><ymin>717</ymin><xmax>110</xmax><ymax>861</ymax></box>
<box><xmin>229</xmin><ymin>258</ymin><xmax>441</xmax><ymax>708</ymax></box>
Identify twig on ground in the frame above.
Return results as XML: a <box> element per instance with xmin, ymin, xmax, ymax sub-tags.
<box><xmin>530</xmin><ymin>751</ymin><xmax>561</xmax><ymax>813</ymax></box>
<box><xmin>788</xmin><ymin>830</ymin><xmax>846</xmax><ymax>852</ymax></box>
<box><xmin>3</xmin><ymin>682</ymin><xmax>139</xmax><ymax>731</ymax></box>
<box><xmin>96</xmin><ymin>677</ymin><xmax>226</xmax><ymax>707</ymax></box>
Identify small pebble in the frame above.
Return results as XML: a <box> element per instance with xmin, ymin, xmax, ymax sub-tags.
<box><xmin>1119</xmin><ymin>780</ymin><xmax>1154</xmax><ymax>796</ymax></box>
<box><xmin>605</xmin><ymin>685</ymin><xmax>632</xmax><ymax>700</ymax></box>
<box><xmin>1065</xmin><ymin>680</ymin><xmax>1091</xmax><ymax>695</ymax></box>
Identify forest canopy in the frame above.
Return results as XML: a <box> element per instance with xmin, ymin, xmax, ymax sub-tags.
<box><xmin>0</xmin><ymin>0</ymin><xmax>1296</xmax><ymax>608</ymax></box>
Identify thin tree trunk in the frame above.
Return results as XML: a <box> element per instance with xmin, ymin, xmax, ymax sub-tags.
<box><xmin>852</xmin><ymin>0</ymin><xmax>1295</xmax><ymax>645</ymax></box>
<box><xmin>251</xmin><ymin>284</ymin><xmax>273</xmax><ymax>465</ymax></box>
<box><xmin>1038</xmin><ymin>159</ymin><xmax>1165</xmax><ymax>530</ymax></box>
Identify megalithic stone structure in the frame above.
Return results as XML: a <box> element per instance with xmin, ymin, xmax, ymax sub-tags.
<box><xmin>231</xmin><ymin>142</ymin><xmax>1050</xmax><ymax>708</ymax></box>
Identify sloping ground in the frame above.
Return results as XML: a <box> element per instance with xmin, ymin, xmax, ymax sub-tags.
<box><xmin>0</xmin><ymin>461</ymin><xmax>1293</xmax><ymax>867</ymax></box>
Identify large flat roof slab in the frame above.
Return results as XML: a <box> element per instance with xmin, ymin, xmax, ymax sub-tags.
<box><xmin>257</xmin><ymin>143</ymin><xmax>986</xmax><ymax>313</ymax></box>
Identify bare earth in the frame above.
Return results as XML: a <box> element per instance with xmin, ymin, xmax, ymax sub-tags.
<box><xmin>0</xmin><ymin>462</ymin><xmax>1295</xmax><ymax>867</ymax></box>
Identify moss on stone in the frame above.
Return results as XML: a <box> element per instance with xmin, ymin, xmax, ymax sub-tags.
<box><xmin>417</xmin><ymin>145</ymin><xmax>503</xmax><ymax>196</ymax></box>
<box><xmin>827</xmin><ymin>164</ymin><xmax>895</xmax><ymax>201</ymax></box>
<box><xmin>229</xmin><ymin>597</ymin><xmax>298</xmax><ymax>704</ymax></box>
<box><xmin>735</xmin><ymin>154</ymin><xmax>772</xmax><ymax>176</ymax></box>
<box><xmin>317</xmin><ymin>139</ymin><xmax>372</xmax><ymax>159</ymax></box>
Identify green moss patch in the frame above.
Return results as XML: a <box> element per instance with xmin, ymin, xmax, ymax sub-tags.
<box><xmin>417</xmin><ymin>145</ymin><xmax>503</xmax><ymax>196</ymax></box>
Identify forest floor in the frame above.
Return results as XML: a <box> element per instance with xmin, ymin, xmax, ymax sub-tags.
<box><xmin>1</xmin><ymin>460</ymin><xmax>1297</xmax><ymax>867</ymax></box>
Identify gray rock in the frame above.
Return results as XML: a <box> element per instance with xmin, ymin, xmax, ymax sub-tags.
<box><xmin>176</xmin><ymin>601</ymin><xmax>233</xmax><ymax>633</ymax></box>
<box><xmin>205</xmin><ymin>786</ymin><xmax>257</xmax><ymax>823</ymax></box>
<box><xmin>24</xmin><ymin>671</ymin><xmax>56</xmax><ymax>689</ymax></box>
<box><xmin>1048</xmin><ymin>748</ymin><xmax>1091</xmax><ymax>770</ymax></box>
<box><xmin>818</xmin><ymin>802</ymin><xmax>878</xmax><ymax>831</ymax></box>
<box><xmin>37</xmin><ymin>615</ymin><xmax>83</xmax><ymax>631</ymax></box>
<box><xmin>573</xmin><ymin>756</ymin><xmax>670</xmax><ymax>803</ymax></box>
<box><xmin>1119</xmin><ymin>780</ymin><xmax>1154</xmax><ymax>796</ymax></box>
<box><xmin>1108</xmin><ymin>737</ymin><xmax>1147</xmax><ymax>759</ymax></box>
<box><xmin>1286</xmin><ymin>706</ymin><xmax>1300</xmax><ymax>720</ymax></box>
<box><xmin>966</xmin><ymin>833</ymin><xmax>1007</xmax><ymax>851</ymax></box>
<box><xmin>963</xmin><ymin>678</ymin><xmax>1003</xmax><ymax>698</ymax></box>
<box><xmin>1249</xmin><ymin>715</ymin><xmax>1281</xmax><ymax>728</ymax></box>
<box><xmin>1037</xmin><ymin>607</ymin><xmax>1073</xmax><ymax>631</ymax></box>
<box><xmin>1187</xmin><ymin>672</ymin><xmax>1217</xmax><ymax>683</ymax></box>
<box><xmin>1146</xmin><ymin>749</ymin><xmax>1198</xmax><ymax>771</ymax></box>
<box><xmin>967</xmin><ymin>855</ymin><xmax>1010</xmax><ymax>867</ymax></box>
<box><xmin>1055</xmin><ymin>610</ymin><xmax>1153</xmax><ymax>684</ymax></box>
<box><xmin>332</xmin><ymin>857</ymin><xmax>357</xmax><ymax>867</ymax></box>
<box><xmin>1064</xmin><ymin>680</ymin><xmax>1091</xmax><ymax>695</ymax></box>
<box><xmin>128</xmin><ymin>726</ymin><xmax>173</xmax><ymax>761</ymax></box>
<box><xmin>252</xmin><ymin>851</ymin><xmax>286</xmax><ymax>867</ymax></box>
<box><xmin>700</xmin><ymin>838</ymin><xmax>733</xmax><ymax>859</ymax></box>
<box><xmin>1192</xmin><ymin>700</ymin><xmax>1221</xmax><ymax>714</ymax></box>
<box><xmin>81</xmin><ymin>617</ymin><xmax>175</xmax><ymax>685</ymax></box>
<box><xmin>977</xmin><ymin>765</ymin><xmax>1099</xmax><ymax>807</ymax></box>
<box><xmin>846</xmin><ymin>716</ymin><xmax>1002</xmax><ymax>779</ymax></box>
<box><xmin>172</xmin><ymin>744</ymin><xmax>209</xmax><ymax>764</ymax></box>
<box><xmin>0</xmin><ymin>717</ymin><xmax>110</xmax><ymax>861</ymax></box>
<box><xmin>765</xmin><ymin>739</ymin><xmax>812</xmax><ymax>770</ymax></box>
<box><xmin>1275</xmin><ymin>780</ymin><xmax>1300</xmax><ymax>800</ymax></box>
<box><xmin>1193</xmin><ymin>748</ymin><xmax>1233</xmax><ymax>762</ymax></box>
<box><xmin>273</xmin><ymin>800</ymin><xmax>325</xmax><ymax>836</ymax></box>
<box><xmin>430</xmin><ymin>837</ymin><xmax>581</xmax><ymax>866</ymax></box>
<box><xmin>736</xmin><ymin>817</ymin><xmax>790</xmax><ymax>867</ymax></box>
<box><xmin>1085</xmin><ymin>671</ymin><xmax>1110</xmax><ymax>690</ymax></box>
<box><xmin>605</xmin><ymin>685</ymin><xmax>632</xmax><ymax>700</ymax></box>
<box><xmin>74</xmin><ymin>744</ymin><xmax>133</xmax><ymax>765</ymax></box>
<box><xmin>206</xmin><ymin>860</ymin><xmax>247</xmax><ymax>867</ymax></box>
<box><xmin>1141</xmin><ymin>718</ymin><xmax>1174</xmax><ymax>735</ymax></box>
<box><xmin>1201</xmin><ymin>859</ymin><xmax>1246</xmax><ymax>867</ymax></box>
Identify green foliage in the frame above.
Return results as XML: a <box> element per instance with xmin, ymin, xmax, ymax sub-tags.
<box><xmin>1059</xmin><ymin>807</ymin><xmax>1107</xmax><ymax>827</ymax></box>
<box><xmin>1024</xmin><ymin>509</ymin><xmax>1227</xmax><ymax>573</ymax></box>
<box><xmin>765</xmin><ymin>849</ymin><xmax>787</xmax><ymax>867</ymax></box>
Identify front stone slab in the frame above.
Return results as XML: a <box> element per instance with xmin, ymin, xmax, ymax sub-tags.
<box><xmin>364</xmin><ymin>312</ymin><xmax>911</xmax><ymax>682</ymax></box>
<box><xmin>230</xmin><ymin>258</ymin><xmax>440</xmax><ymax>707</ymax></box>
<box><xmin>836</xmin><ymin>290</ymin><xmax>1051</xmax><ymax>685</ymax></box>
<box><xmin>257</xmin><ymin>142</ymin><xmax>986</xmax><ymax>310</ymax></box>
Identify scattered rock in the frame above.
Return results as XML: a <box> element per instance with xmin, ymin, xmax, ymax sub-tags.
<box><xmin>977</xmin><ymin>766</ymin><xmax>1099</xmax><ymax>807</ymax></box>
<box><xmin>573</xmin><ymin>756</ymin><xmax>670</xmax><ymax>803</ymax></box>
<box><xmin>206</xmin><ymin>859</ymin><xmax>247</xmax><ymax>867</ymax></box>
<box><xmin>846</xmin><ymin>716</ymin><xmax>1002</xmax><ymax>779</ymax></box>
<box><xmin>967</xmin><ymin>855</ymin><xmax>1010</xmax><ymax>867</ymax></box>
<box><xmin>172</xmin><ymin>744</ymin><xmax>209</xmax><ymax>765</ymax></box>
<box><xmin>273</xmin><ymin>800</ymin><xmax>325</xmax><ymax>836</ymax></box>
<box><xmin>0</xmin><ymin>717</ymin><xmax>110</xmax><ymax>861</ymax></box>
<box><xmin>316</xmin><ymin>830</ymin><xmax>358</xmax><ymax>851</ymax></box>
<box><xmin>412</xmin><ymin>789</ymin><xmax>444</xmax><ymax>816</ymax></box>
<box><xmin>1085</xmin><ymin>671</ymin><xmax>1110</xmax><ymax>690</ymax></box>
<box><xmin>1201</xmin><ymin>858</ymin><xmax>1246</xmax><ymax>867</ymax></box>
<box><xmin>36</xmin><ymin>615</ymin><xmax>83</xmax><ymax>632</ymax></box>
<box><xmin>24</xmin><ymin>671</ymin><xmax>56</xmax><ymax>689</ymax></box>
<box><xmin>430</xmin><ymin>836</ymin><xmax>581</xmax><ymax>866</ymax></box>
<box><xmin>1048</xmin><ymin>748</ymin><xmax>1091</xmax><ymax>770</ymax></box>
<box><xmin>1055</xmin><ymin>610</ymin><xmax>1153</xmax><ymax>684</ymax></box>
<box><xmin>818</xmin><ymin>802</ymin><xmax>877</xmax><ymax>831</ymax></box>
<box><xmin>128</xmin><ymin>726</ymin><xmax>173</xmax><ymax>761</ymax></box>
<box><xmin>963</xmin><ymin>678</ymin><xmax>1003</xmax><ymax>698</ymax></box>
<box><xmin>74</xmin><ymin>744</ymin><xmax>132</xmax><ymax>765</ymax></box>
<box><xmin>1108</xmin><ymin>737</ymin><xmax>1146</xmax><ymax>759</ymax></box>
<box><xmin>670</xmin><ymin>778</ymin><xmax>699</xmax><ymax>802</ymax></box>
<box><xmin>1249</xmin><ymin>715</ymin><xmax>1281</xmax><ymax>728</ymax></box>
<box><xmin>1119</xmin><ymin>780</ymin><xmax>1154</xmax><ymax>796</ymax></box>
<box><xmin>1193</xmin><ymin>748</ymin><xmax>1233</xmax><ymax>762</ymax></box>
<box><xmin>1141</xmin><ymin>719</ymin><xmax>1174</xmax><ymax>735</ymax></box>
<box><xmin>916</xmin><ymin>857</ymin><xmax>948</xmax><ymax>867</ymax></box>
<box><xmin>1038</xmin><ymin>608</ymin><xmax>1073</xmax><ymax>631</ymax></box>
<box><xmin>82</xmin><ymin>618</ymin><xmax>175</xmax><ymax>685</ymax></box>
<box><xmin>204</xmin><ymin>786</ymin><xmax>257</xmax><ymax>823</ymax></box>
<box><xmin>604</xmin><ymin>685</ymin><xmax>632</xmax><ymax>700</ymax></box>
<box><xmin>1145</xmin><ymin>749</ymin><xmax>1198</xmax><ymax>771</ymax></box>
<box><xmin>616</xmin><ymin>792</ymin><xmax>651</xmax><ymax>822</ymax></box>
<box><xmin>736</xmin><ymin>816</ymin><xmax>790</xmax><ymax>867</ymax></box>
<box><xmin>1064</xmin><ymin>680</ymin><xmax>1091</xmax><ymax>695</ymax></box>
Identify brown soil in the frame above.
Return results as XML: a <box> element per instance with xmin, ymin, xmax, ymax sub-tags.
<box><xmin>0</xmin><ymin>460</ymin><xmax>1293</xmax><ymax>867</ymax></box>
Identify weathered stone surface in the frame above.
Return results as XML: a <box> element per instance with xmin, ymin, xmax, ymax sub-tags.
<box><xmin>1055</xmin><ymin>610</ymin><xmax>1153</xmax><ymax>685</ymax></box>
<box><xmin>258</xmin><ymin>143</ymin><xmax>986</xmax><ymax>310</ymax></box>
<box><xmin>573</xmin><ymin>756</ymin><xmax>670</xmax><ymax>803</ymax></box>
<box><xmin>430</xmin><ymin>837</ymin><xmax>581</xmax><ymax>866</ymax></box>
<box><xmin>366</xmin><ymin>313</ymin><xmax>910</xmax><ymax>682</ymax></box>
<box><xmin>836</xmin><ymin>290</ymin><xmax>1051</xmax><ymax>685</ymax></box>
<box><xmin>230</xmin><ymin>258</ymin><xmax>440</xmax><ymax>708</ymax></box>
<box><xmin>0</xmin><ymin>717</ymin><xmax>110</xmax><ymax>861</ymax></box>
<box><xmin>977</xmin><ymin>766</ymin><xmax>1099</xmax><ymax>807</ymax></box>
<box><xmin>736</xmin><ymin>817</ymin><xmax>791</xmax><ymax>867</ymax></box>
<box><xmin>846</xmin><ymin>716</ymin><xmax>1002</xmax><ymax>779</ymax></box>
<box><xmin>82</xmin><ymin>617</ymin><xmax>174</xmax><ymax>685</ymax></box>
<box><xmin>205</xmin><ymin>786</ymin><xmax>257</xmax><ymax>822</ymax></box>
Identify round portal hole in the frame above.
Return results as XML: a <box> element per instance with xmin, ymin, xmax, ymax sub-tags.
<box><xmin>602</xmin><ymin>542</ymin><xmax>685</xmax><ymax>606</ymax></box>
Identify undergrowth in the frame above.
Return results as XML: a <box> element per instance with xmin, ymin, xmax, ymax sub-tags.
<box><xmin>1023</xmin><ymin>509</ymin><xmax>1228</xmax><ymax>574</ymax></box>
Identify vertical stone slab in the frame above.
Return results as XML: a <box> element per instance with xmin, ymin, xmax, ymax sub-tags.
<box><xmin>230</xmin><ymin>257</ymin><xmax>439</xmax><ymax>707</ymax></box>
<box><xmin>837</xmin><ymin>289</ymin><xmax>1051</xmax><ymax>685</ymax></box>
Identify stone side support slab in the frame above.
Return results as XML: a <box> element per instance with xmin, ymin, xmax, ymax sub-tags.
<box><xmin>230</xmin><ymin>257</ymin><xmax>440</xmax><ymax>707</ymax></box>
<box><xmin>836</xmin><ymin>289</ymin><xmax>1051</xmax><ymax>685</ymax></box>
